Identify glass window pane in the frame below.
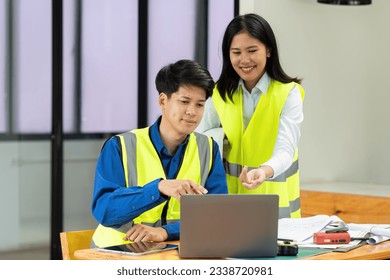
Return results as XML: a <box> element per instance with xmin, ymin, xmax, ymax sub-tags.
<box><xmin>0</xmin><ymin>0</ymin><xmax>5</xmax><ymax>133</ymax></box>
<box><xmin>63</xmin><ymin>0</ymin><xmax>77</xmax><ymax>133</ymax></box>
<box><xmin>147</xmin><ymin>0</ymin><xmax>197</xmax><ymax>125</ymax></box>
<box><xmin>208</xmin><ymin>0</ymin><xmax>235</xmax><ymax>80</ymax></box>
<box><xmin>14</xmin><ymin>0</ymin><xmax>51</xmax><ymax>133</ymax></box>
<box><xmin>81</xmin><ymin>0</ymin><xmax>138</xmax><ymax>133</ymax></box>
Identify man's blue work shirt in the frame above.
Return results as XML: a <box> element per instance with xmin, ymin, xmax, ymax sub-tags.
<box><xmin>91</xmin><ymin>117</ymin><xmax>228</xmax><ymax>241</ymax></box>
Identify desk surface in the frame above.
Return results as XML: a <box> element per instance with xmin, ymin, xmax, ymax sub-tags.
<box><xmin>74</xmin><ymin>240</ymin><xmax>390</xmax><ymax>260</ymax></box>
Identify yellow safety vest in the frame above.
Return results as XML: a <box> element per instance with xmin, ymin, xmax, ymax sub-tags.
<box><xmin>93</xmin><ymin>128</ymin><xmax>213</xmax><ymax>248</ymax></box>
<box><xmin>212</xmin><ymin>80</ymin><xmax>305</xmax><ymax>218</ymax></box>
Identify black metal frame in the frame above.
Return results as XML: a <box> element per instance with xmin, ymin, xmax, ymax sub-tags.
<box><xmin>51</xmin><ymin>0</ymin><xmax>64</xmax><ymax>260</ymax></box>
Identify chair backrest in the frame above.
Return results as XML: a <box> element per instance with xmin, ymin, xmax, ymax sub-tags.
<box><xmin>60</xmin><ymin>229</ymin><xmax>95</xmax><ymax>260</ymax></box>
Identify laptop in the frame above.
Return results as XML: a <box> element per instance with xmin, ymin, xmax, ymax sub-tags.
<box><xmin>179</xmin><ymin>194</ymin><xmax>279</xmax><ymax>258</ymax></box>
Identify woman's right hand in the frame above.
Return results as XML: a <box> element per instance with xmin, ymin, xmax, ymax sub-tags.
<box><xmin>239</xmin><ymin>166</ymin><xmax>267</xmax><ymax>190</ymax></box>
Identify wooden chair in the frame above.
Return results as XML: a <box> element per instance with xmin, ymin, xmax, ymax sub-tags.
<box><xmin>60</xmin><ymin>229</ymin><xmax>95</xmax><ymax>260</ymax></box>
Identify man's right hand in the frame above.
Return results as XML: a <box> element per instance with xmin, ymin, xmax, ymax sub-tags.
<box><xmin>158</xmin><ymin>179</ymin><xmax>208</xmax><ymax>201</ymax></box>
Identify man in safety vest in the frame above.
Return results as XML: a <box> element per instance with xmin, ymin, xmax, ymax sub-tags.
<box><xmin>91</xmin><ymin>59</ymin><xmax>228</xmax><ymax>248</ymax></box>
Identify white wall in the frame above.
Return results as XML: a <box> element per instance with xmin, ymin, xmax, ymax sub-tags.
<box><xmin>241</xmin><ymin>0</ymin><xmax>390</xmax><ymax>186</ymax></box>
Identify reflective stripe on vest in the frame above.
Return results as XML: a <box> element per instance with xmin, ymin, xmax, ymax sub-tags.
<box><xmin>93</xmin><ymin>128</ymin><xmax>213</xmax><ymax>247</ymax></box>
<box><xmin>225</xmin><ymin>159</ymin><xmax>299</xmax><ymax>182</ymax></box>
<box><xmin>213</xmin><ymin>80</ymin><xmax>305</xmax><ymax>218</ymax></box>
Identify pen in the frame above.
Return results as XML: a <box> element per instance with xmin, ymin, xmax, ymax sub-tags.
<box><xmin>351</xmin><ymin>237</ymin><xmax>369</xmax><ymax>241</ymax></box>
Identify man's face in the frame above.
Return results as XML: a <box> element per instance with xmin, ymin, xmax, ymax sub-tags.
<box><xmin>159</xmin><ymin>85</ymin><xmax>206</xmax><ymax>138</ymax></box>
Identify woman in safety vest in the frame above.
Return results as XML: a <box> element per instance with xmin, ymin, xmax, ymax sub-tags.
<box><xmin>196</xmin><ymin>13</ymin><xmax>305</xmax><ymax>218</ymax></box>
<box><xmin>91</xmin><ymin>60</ymin><xmax>228</xmax><ymax>248</ymax></box>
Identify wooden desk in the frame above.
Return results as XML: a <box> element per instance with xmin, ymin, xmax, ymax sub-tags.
<box><xmin>303</xmin><ymin>240</ymin><xmax>390</xmax><ymax>260</ymax></box>
<box><xmin>74</xmin><ymin>240</ymin><xmax>390</xmax><ymax>260</ymax></box>
<box><xmin>74</xmin><ymin>241</ymin><xmax>181</xmax><ymax>260</ymax></box>
<box><xmin>301</xmin><ymin>190</ymin><xmax>390</xmax><ymax>224</ymax></box>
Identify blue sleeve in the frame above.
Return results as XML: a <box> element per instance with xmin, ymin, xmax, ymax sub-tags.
<box><xmin>162</xmin><ymin>223</ymin><xmax>180</xmax><ymax>241</ymax></box>
<box><xmin>204</xmin><ymin>140</ymin><xmax>228</xmax><ymax>194</ymax></box>
<box><xmin>91</xmin><ymin>136</ymin><xmax>166</xmax><ymax>227</ymax></box>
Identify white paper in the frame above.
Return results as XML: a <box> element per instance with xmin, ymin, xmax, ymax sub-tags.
<box><xmin>277</xmin><ymin>215</ymin><xmax>389</xmax><ymax>249</ymax></box>
<box><xmin>347</xmin><ymin>223</ymin><xmax>390</xmax><ymax>244</ymax></box>
<box><xmin>348</xmin><ymin>224</ymin><xmax>390</xmax><ymax>238</ymax></box>
<box><xmin>278</xmin><ymin>215</ymin><xmax>343</xmax><ymax>243</ymax></box>
<box><xmin>366</xmin><ymin>235</ymin><xmax>389</xmax><ymax>245</ymax></box>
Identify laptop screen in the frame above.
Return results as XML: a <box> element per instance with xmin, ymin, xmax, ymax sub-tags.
<box><xmin>179</xmin><ymin>194</ymin><xmax>279</xmax><ymax>258</ymax></box>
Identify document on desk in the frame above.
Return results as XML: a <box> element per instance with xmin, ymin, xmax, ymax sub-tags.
<box><xmin>348</xmin><ymin>223</ymin><xmax>390</xmax><ymax>244</ymax></box>
<box><xmin>278</xmin><ymin>215</ymin><xmax>342</xmax><ymax>243</ymax></box>
<box><xmin>278</xmin><ymin>215</ymin><xmax>366</xmax><ymax>249</ymax></box>
<box><xmin>278</xmin><ymin>215</ymin><xmax>390</xmax><ymax>249</ymax></box>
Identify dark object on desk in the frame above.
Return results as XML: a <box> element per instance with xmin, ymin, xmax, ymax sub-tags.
<box><xmin>317</xmin><ymin>0</ymin><xmax>371</xmax><ymax>5</ymax></box>
<box><xmin>97</xmin><ymin>241</ymin><xmax>178</xmax><ymax>256</ymax></box>
<box><xmin>325</xmin><ymin>221</ymin><xmax>349</xmax><ymax>233</ymax></box>
<box><xmin>277</xmin><ymin>241</ymin><xmax>298</xmax><ymax>256</ymax></box>
<box><xmin>179</xmin><ymin>194</ymin><xmax>279</xmax><ymax>258</ymax></box>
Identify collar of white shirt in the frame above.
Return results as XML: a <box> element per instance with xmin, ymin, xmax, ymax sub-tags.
<box><xmin>238</xmin><ymin>72</ymin><xmax>271</xmax><ymax>96</ymax></box>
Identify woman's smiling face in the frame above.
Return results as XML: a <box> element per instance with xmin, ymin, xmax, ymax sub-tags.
<box><xmin>229</xmin><ymin>31</ymin><xmax>269</xmax><ymax>92</ymax></box>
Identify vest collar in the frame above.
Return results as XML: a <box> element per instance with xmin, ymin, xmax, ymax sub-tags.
<box><xmin>150</xmin><ymin>116</ymin><xmax>190</xmax><ymax>156</ymax></box>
